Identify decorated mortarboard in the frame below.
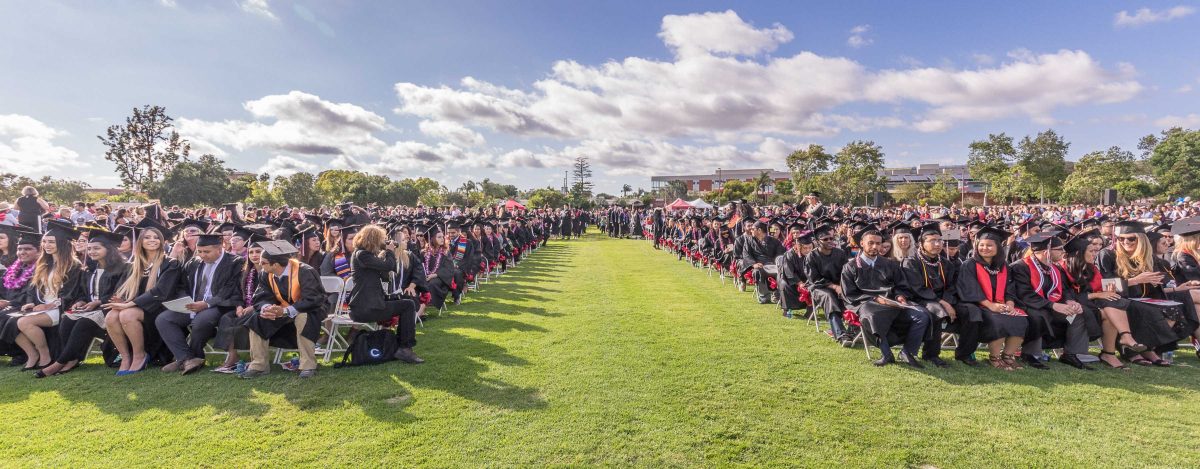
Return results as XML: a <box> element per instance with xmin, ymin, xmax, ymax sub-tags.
<box><xmin>975</xmin><ymin>226</ymin><xmax>1011</xmax><ymax>243</ymax></box>
<box><xmin>1064</xmin><ymin>229</ymin><xmax>1099</xmax><ymax>255</ymax></box>
<box><xmin>942</xmin><ymin>228</ymin><xmax>962</xmax><ymax>243</ymax></box>
<box><xmin>256</xmin><ymin>240</ymin><xmax>298</xmax><ymax>257</ymax></box>
<box><xmin>1171</xmin><ymin>216</ymin><xmax>1200</xmax><ymax>237</ymax></box>
<box><xmin>1026</xmin><ymin>231</ymin><xmax>1064</xmax><ymax>251</ymax></box>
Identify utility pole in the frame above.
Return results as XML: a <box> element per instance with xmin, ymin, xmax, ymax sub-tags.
<box><xmin>562</xmin><ymin>171</ymin><xmax>568</xmax><ymax>194</ymax></box>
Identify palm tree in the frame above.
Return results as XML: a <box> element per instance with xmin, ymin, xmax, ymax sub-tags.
<box><xmin>755</xmin><ymin>171</ymin><xmax>773</xmax><ymax>202</ymax></box>
<box><xmin>621</xmin><ymin>184</ymin><xmax>632</xmax><ymax>198</ymax></box>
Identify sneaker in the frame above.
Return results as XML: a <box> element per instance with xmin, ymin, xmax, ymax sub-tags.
<box><xmin>281</xmin><ymin>361</ymin><xmax>300</xmax><ymax>372</ymax></box>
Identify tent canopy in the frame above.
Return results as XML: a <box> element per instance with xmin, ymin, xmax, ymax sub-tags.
<box><xmin>502</xmin><ymin>199</ymin><xmax>525</xmax><ymax>210</ymax></box>
<box><xmin>666</xmin><ymin>198</ymin><xmax>693</xmax><ymax>210</ymax></box>
<box><xmin>689</xmin><ymin>198</ymin><xmax>713</xmax><ymax>209</ymax></box>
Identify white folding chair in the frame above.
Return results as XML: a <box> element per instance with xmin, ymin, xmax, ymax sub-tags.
<box><xmin>312</xmin><ymin>276</ymin><xmax>377</xmax><ymax>363</ymax></box>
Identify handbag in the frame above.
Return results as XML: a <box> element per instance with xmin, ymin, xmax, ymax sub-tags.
<box><xmin>333</xmin><ymin>329</ymin><xmax>398</xmax><ymax>368</ymax></box>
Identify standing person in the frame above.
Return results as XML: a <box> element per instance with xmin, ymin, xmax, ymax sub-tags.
<box><xmin>347</xmin><ymin>225</ymin><xmax>423</xmax><ymax>364</ymax></box>
<box><xmin>15</xmin><ymin>186</ymin><xmax>49</xmax><ymax>231</ymax></box>
<box><xmin>238</xmin><ymin>241</ymin><xmax>327</xmax><ymax>379</ymax></box>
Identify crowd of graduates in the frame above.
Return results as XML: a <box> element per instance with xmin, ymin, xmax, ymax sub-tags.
<box><xmin>0</xmin><ymin>185</ymin><xmax>592</xmax><ymax>378</ymax></box>
<box><xmin>634</xmin><ymin>192</ymin><xmax>1200</xmax><ymax>371</ymax></box>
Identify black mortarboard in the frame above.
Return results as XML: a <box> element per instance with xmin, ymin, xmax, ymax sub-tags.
<box><xmin>87</xmin><ymin>229</ymin><xmax>125</xmax><ymax>246</ymax></box>
<box><xmin>1146</xmin><ymin>231</ymin><xmax>1164</xmax><ymax>246</ymax></box>
<box><xmin>45</xmin><ymin>219</ymin><xmax>81</xmax><ymax>241</ymax></box>
<box><xmin>196</xmin><ymin>234</ymin><xmax>224</xmax><ymax>247</ymax></box>
<box><xmin>1064</xmin><ymin>229</ymin><xmax>1098</xmax><ymax>255</ymax></box>
<box><xmin>917</xmin><ymin>222</ymin><xmax>942</xmax><ymax>238</ymax></box>
<box><xmin>1171</xmin><ymin>216</ymin><xmax>1200</xmax><ymax>237</ymax></box>
<box><xmin>851</xmin><ymin>226</ymin><xmax>882</xmax><ymax>245</ymax></box>
<box><xmin>141</xmin><ymin>203</ymin><xmax>163</xmax><ymax>221</ymax></box>
<box><xmin>1026</xmin><ymin>231</ymin><xmax>1064</xmax><ymax>251</ymax></box>
<box><xmin>257</xmin><ymin>240</ymin><xmax>298</xmax><ymax>257</ymax></box>
<box><xmin>214</xmin><ymin>221</ymin><xmax>241</xmax><ymax>234</ymax></box>
<box><xmin>1017</xmin><ymin>218</ymin><xmax>1037</xmax><ymax>233</ymax></box>
<box><xmin>134</xmin><ymin>217</ymin><xmax>170</xmax><ymax>237</ymax></box>
<box><xmin>175</xmin><ymin>218</ymin><xmax>210</xmax><ymax>233</ymax></box>
<box><xmin>795</xmin><ymin>230</ymin><xmax>814</xmax><ymax>245</ymax></box>
<box><xmin>975</xmin><ymin>226</ymin><xmax>1011</xmax><ymax>243</ymax></box>
<box><xmin>17</xmin><ymin>229</ymin><xmax>42</xmax><ymax>246</ymax></box>
<box><xmin>1114</xmin><ymin>220</ymin><xmax>1146</xmax><ymax>233</ymax></box>
<box><xmin>1150</xmin><ymin>222</ymin><xmax>1172</xmax><ymax>233</ymax></box>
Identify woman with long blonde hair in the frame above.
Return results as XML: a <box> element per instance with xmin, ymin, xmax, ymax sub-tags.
<box><xmin>1114</xmin><ymin>230</ymin><xmax>1197</xmax><ymax>365</ymax></box>
<box><xmin>4</xmin><ymin>222</ymin><xmax>83</xmax><ymax>371</ymax></box>
<box><xmin>103</xmin><ymin>220</ymin><xmax>183</xmax><ymax>375</ymax></box>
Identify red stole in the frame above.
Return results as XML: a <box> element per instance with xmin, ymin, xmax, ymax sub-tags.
<box><xmin>975</xmin><ymin>262</ymin><xmax>1007</xmax><ymax>303</ymax></box>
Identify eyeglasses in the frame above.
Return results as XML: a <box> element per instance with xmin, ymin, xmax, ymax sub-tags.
<box><xmin>1118</xmin><ymin>236</ymin><xmax>1139</xmax><ymax>243</ymax></box>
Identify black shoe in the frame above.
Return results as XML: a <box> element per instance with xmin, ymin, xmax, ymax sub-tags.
<box><xmin>956</xmin><ymin>357</ymin><xmax>981</xmax><ymax>367</ymax></box>
<box><xmin>924</xmin><ymin>356</ymin><xmax>950</xmax><ymax>368</ymax></box>
<box><xmin>1058</xmin><ymin>354</ymin><xmax>1095</xmax><ymax>371</ymax></box>
<box><xmin>394</xmin><ymin>348</ymin><xmax>425</xmax><ymax>364</ymax></box>
<box><xmin>898</xmin><ymin>351</ymin><xmax>925</xmax><ymax>369</ymax></box>
<box><xmin>1022</xmin><ymin>355</ymin><xmax>1049</xmax><ymax>370</ymax></box>
<box><xmin>872</xmin><ymin>356</ymin><xmax>894</xmax><ymax>367</ymax></box>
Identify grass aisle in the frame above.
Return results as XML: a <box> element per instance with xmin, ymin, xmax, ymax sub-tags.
<box><xmin>3</xmin><ymin>231</ymin><xmax>1200</xmax><ymax>467</ymax></box>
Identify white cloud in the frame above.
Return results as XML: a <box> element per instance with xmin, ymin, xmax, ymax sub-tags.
<box><xmin>178</xmin><ymin>91</ymin><xmax>389</xmax><ymax>157</ymax></box>
<box><xmin>418</xmin><ymin>120</ymin><xmax>485</xmax><ymax>147</ymax></box>
<box><xmin>0</xmin><ymin>114</ymin><xmax>85</xmax><ymax>175</ymax></box>
<box><xmin>658</xmin><ymin>10</ymin><xmax>793</xmax><ymax>57</ymax></box>
<box><xmin>258</xmin><ymin>155</ymin><xmax>317</xmax><ymax>177</ymax></box>
<box><xmin>1178</xmin><ymin>84</ymin><xmax>1194</xmax><ymax>93</ymax></box>
<box><xmin>971</xmin><ymin>53</ymin><xmax>995</xmax><ymax>66</ymax></box>
<box><xmin>392</xmin><ymin>9</ymin><xmax>1141</xmax><ymax>154</ymax></box>
<box><xmin>239</xmin><ymin>0</ymin><xmax>277</xmax><ymax>21</ymax></box>
<box><xmin>1115</xmin><ymin>6</ymin><xmax>1195</xmax><ymax>27</ymax></box>
<box><xmin>847</xmin><ymin>24</ymin><xmax>872</xmax><ymax>48</ymax></box>
<box><xmin>1154</xmin><ymin>114</ymin><xmax>1200</xmax><ymax>128</ymax></box>
<box><xmin>158</xmin><ymin>0</ymin><xmax>177</xmax><ymax>7</ymax></box>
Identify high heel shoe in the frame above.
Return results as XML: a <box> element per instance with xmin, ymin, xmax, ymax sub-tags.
<box><xmin>1098</xmin><ymin>350</ymin><xmax>1129</xmax><ymax>370</ymax></box>
<box><xmin>116</xmin><ymin>357</ymin><xmax>149</xmax><ymax>376</ymax></box>
<box><xmin>1117</xmin><ymin>331</ymin><xmax>1148</xmax><ymax>353</ymax></box>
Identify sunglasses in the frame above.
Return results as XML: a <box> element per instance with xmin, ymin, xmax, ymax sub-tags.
<box><xmin>1118</xmin><ymin>236</ymin><xmax>1140</xmax><ymax>243</ymax></box>
<box><xmin>818</xmin><ymin>237</ymin><xmax>834</xmax><ymax>242</ymax></box>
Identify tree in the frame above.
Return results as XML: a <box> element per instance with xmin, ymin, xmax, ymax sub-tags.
<box><xmin>786</xmin><ymin>144</ymin><xmax>833</xmax><ymax>197</ymax></box>
<box><xmin>1114</xmin><ymin>179</ymin><xmax>1154</xmax><ymax>201</ymax></box>
<box><xmin>528</xmin><ymin>187</ymin><xmax>567</xmax><ymax>208</ymax></box>
<box><xmin>241</xmin><ymin>173</ymin><xmax>281</xmax><ymax>208</ymax></box>
<box><xmin>1148</xmin><ymin>128</ymin><xmax>1200</xmax><ymax>198</ymax></box>
<box><xmin>967</xmin><ymin>133</ymin><xmax>1015</xmax><ymax>199</ymax></box>
<box><xmin>827</xmin><ymin>140</ymin><xmax>886</xmax><ymax>205</ymax></box>
<box><xmin>274</xmin><ymin>172</ymin><xmax>321</xmax><ymax>208</ymax></box>
<box><xmin>775</xmin><ymin>179</ymin><xmax>793</xmax><ymax>197</ymax></box>
<box><xmin>1015</xmin><ymin>129</ymin><xmax>1070</xmax><ymax>201</ymax></box>
<box><xmin>570</xmin><ymin>156</ymin><xmax>594</xmax><ymax>205</ymax></box>
<box><xmin>313</xmin><ymin>170</ymin><xmax>395</xmax><ymax>206</ymax></box>
<box><xmin>754</xmin><ymin>171</ymin><xmax>773</xmax><ymax>202</ymax></box>
<box><xmin>145</xmin><ymin>154</ymin><xmax>240</xmax><ymax>207</ymax></box>
<box><xmin>893</xmin><ymin>183</ymin><xmax>928</xmax><ymax>205</ymax></box>
<box><xmin>0</xmin><ymin>174</ymin><xmax>90</xmax><ymax>205</ymax></box>
<box><xmin>1060</xmin><ymin>146</ymin><xmax>1136</xmax><ymax>204</ymax></box>
<box><xmin>712</xmin><ymin>179</ymin><xmax>755</xmax><ymax>204</ymax></box>
<box><xmin>927</xmin><ymin>173</ymin><xmax>960</xmax><ymax>207</ymax></box>
<box><xmin>97</xmin><ymin>105</ymin><xmax>191</xmax><ymax>190</ymax></box>
<box><xmin>664</xmin><ymin>180</ymin><xmax>689</xmax><ymax>199</ymax></box>
<box><xmin>621</xmin><ymin>184</ymin><xmax>632</xmax><ymax>198</ymax></box>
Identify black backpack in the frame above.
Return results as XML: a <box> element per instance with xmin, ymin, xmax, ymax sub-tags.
<box><xmin>334</xmin><ymin>329</ymin><xmax>398</xmax><ymax>367</ymax></box>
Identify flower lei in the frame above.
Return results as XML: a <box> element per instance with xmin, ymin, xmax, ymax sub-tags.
<box><xmin>3</xmin><ymin>259</ymin><xmax>34</xmax><ymax>290</ymax></box>
<box><xmin>423</xmin><ymin>250</ymin><xmax>444</xmax><ymax>274</ymax></box>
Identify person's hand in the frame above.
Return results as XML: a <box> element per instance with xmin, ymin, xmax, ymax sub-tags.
<box><xmin>753</xmin><ymin>263</ymin><xmax>763</xmax><ymax>269</ymax></box>
<box><xmin>985</xmin><ymin>302</ymin><xmax>1006</xmax><ymax>313</ymax></box>
<box><xmin>185</xmin><ymin>301</ymin><xmax>209</xmax><ymax>312</ymax></box>
<box><xmin>1066</xmin><ymin>300</ymin><xmax>1084</xmax><ymax>315</ymax></box>
<box><xmin>875</xmin><ymin>296</ymin><xmax>890</xmax><ymax>305</ymax></box>
<box><xmin>940</xmin><ymin>300</ymin><xmax>957</xmax><ymax>321</ymax></box>
<box><xmin>21</xmin><ymin>303</ymin><xmax>34</xmax><ymax>312</ymax></box>
<box><xmin>1094</xmin><ymin>290</ymin><xmax>1122</xmax><ymax>301</ymax></box>
<box><xmin>426</xmin><ymin>274</ymin><xmax>436</xmax><ymax>281</ymax></box>
<box><xmin>0</xmin><ymin>300</ymin><xmax>9</xmax><ymax>309</ymax></box>
<box><xmin>896</xmin><ymin>296</ymin><xmax>908</xmax><ymax>305</ymax></box>
<box><xmin>1052</xmin><ymin>303</ymin><xmax>1076</xmax><ymax>316</ymax></box>
<box><xmin>259</xmin><ymin>308</ymin><xmax>277</xmax><ymax>320</ymax></box>
<box><xmin>830</xmin><ymin>285</ymin><xmax>842</xmax><ymax>295</ymax></box>
<box><xmin>1130</xmin><ymin>271</ymin><xmax>1165</xmax><ymax>285</ymax></box>
<box><xmin>403</xmin><ymin>286</ymin><xmax>417</xmax><ymax>297</ymax></box>
<box><xmin>235</xmin><ymin>306</ymin><xmax>250</xmax><ymax>317</ymax></box>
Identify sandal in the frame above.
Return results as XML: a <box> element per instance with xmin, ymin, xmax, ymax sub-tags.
<box><xmin>988</xmin><ymin>355</ymin><xmax>1012</xmax><ymax>371</ymax></box>
<box><xmin>1128</xmin><ymin>356</ymin><xmax>1153</xmax><ymax>366</ymax></box>
<box><xmin>1117</xmin><ymin>331</ymin><xmax>1148</xmax><ymax>353</ymax></box>
<box><xmin>1098</xmin><ymin>350</ymin><xmax>1129</xmax><ymax>370</ymax></box>
<box><xmin>1002</xmin><ymin>353</ymin><xmax>1023</xmax><ymax>370</ymax></box>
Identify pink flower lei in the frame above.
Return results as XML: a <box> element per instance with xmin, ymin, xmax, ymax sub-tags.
<box><xmin>3</xmin><ymin>259</ymin><xmax>34</xmax><ymax>290</ymax></box>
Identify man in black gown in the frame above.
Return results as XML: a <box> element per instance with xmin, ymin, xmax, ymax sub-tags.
<box><xmin>742</xmin><ymin>221</ymin><xmax>786</xmax><ymax>304</ymax></box>
<box><xmin>840</xmin><ymin>229</ymin><xmax>930</xmax><ymax>367</ymax></box>
<box><xmin>804</xmin><ymin>223</ymin><xmax>851</xmax><ymax>345</ymax></box>
<box><xmin>156</xmin><ymin>234</ymin><xmax>243</xmax><ymax>375</ymax></box>
<box><xmin>1008</xmin><ymin>232</ymin><xmax>1094</xmax><ymax>370</ymax></box>
<box><xmin>240</xmin><ymin>240</ymin><xmax>327</xmax><ymax>378</ymax></box>
<box><xmin>777</xmin><ymin>223</ymin><xmax>812</xmax><ymax>319</ymax></box>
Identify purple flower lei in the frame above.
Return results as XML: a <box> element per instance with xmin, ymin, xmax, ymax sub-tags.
<box><xmin>3</xmin><ymin>260</ymin><xmax>34</xmax><ymax>290</ymax></box>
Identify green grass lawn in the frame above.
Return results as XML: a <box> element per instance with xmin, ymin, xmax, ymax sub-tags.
<box><xmin>3</xmin><ymin>230</ymin><xmax>1200</xmax><ymax>467</ymax></box>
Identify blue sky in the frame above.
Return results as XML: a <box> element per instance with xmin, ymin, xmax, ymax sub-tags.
<box><xmin>1</xmin><ymin>0</ymin><xmax>1198</xmax><ymax>195</ymax></box>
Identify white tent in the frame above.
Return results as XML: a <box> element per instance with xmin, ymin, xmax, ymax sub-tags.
<box><xmin>689</xmin><ymin>198</ymin><xmax>714</xmax><ymax>209</ymax></box>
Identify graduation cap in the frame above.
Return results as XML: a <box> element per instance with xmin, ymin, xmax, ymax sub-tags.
<box><xmin>1150</xmin><ymin>221</ymin><xmax>1173</xmax><ymax>233</ymax></box>
<box><xmin>975</xmin><ymin>226</ymin><xmax>1011</xmax><ymax>243</ymax></box>
<box><xmin>45</xmin><ymin>219</ymin><xmax>81</xmax><ymax>241</ymax></box>
<box><xmin>16</xmin><ymin>229</ymin><xmax>42</xmax><ymax>246</ymax></box>
<box><xmin>1026</xmin><ymin>231</ymin><xmax>1064</xmax><ymax>251</ymax></box>
<box><xmin>174</xmin><ymin>218</ymin><xmax>210</xmax><ymax>233</ymax></box>
<box><xmin>1170</xmin><ymin>216</ymin><xmax>1200</xmax><ymax>237</ymax></box>
<box><xmin>851</xmin><ymin>226</ymin><xmax>882</xmax><ymax>245</ymax></box>
<box><xmin>1113</xmin><ymin>220</ymin><xmax>1146</xmax><ymax>234</ymax></box>
<box><xmin>1016</xmin><ymin>218</ymin><xmax>1038</xmax><ymax>233</ymax></box>
<box><xmin>134</xmin><ymin>216</ymin><xmax>170</xmax><ymax>237</ymax></box>
<box><xmin>942</xmin><ymin>228</ymin><xmax>963</xmax><ymax>245</ymax></box>
<box><xmin>886</xmin><ymin>220</ymin><xmax>913</xmax><ymax>238</ymax></box>
<box><xmin>141</xmin><ymin>203</ymin><xmax>163</xmax><ymax>221</ymax></box>
<box><xmin>1064</xmin><ymin>229</ymin><xmax>1099</xmax><ymax>255</ymax></box>
<box><xmin>1146</xmin><ymin>231</ymin><xmax>1164</xmax><ymax>246</ymax></box>
<box><xmin>87</xmin><ymin>229</ymin><xmax>126</xmax><ymax>246</ymax></box>
<box><xmin>917</xmin><ymin>222</ymin><xmax>942</xmax><ymax>238</ymax></box>
<box><xmin>256</xmin><ymin>240</ymin><xmax>298</xmax><ymax>257</ymax></box>
<box><xmin>291</xmin><ymin>225</ymin><xmax>319</xmax><ymax>243</ymax></box>
<box><xmin>213</xmin><ymin>221</ymin><xmax>241</xmax><ymax>234</ymax></box>
<box><xmin>195</xmin><ymin>234</ymin><xmax>224</xmax><ymax>247</ymax></box>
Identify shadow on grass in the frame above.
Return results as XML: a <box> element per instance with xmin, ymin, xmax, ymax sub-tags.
<box><xmin>0</xmin><ymin>241</ymin><xmax>571</xmax><ymax>422</ymax></box>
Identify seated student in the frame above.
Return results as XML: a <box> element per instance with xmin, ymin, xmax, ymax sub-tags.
<box><xmin>213</xmin><ymin>238</ymin><xmax>264</xmax><ymax>373</ymax></box>
<box><xmin>0</xmin><ymin>229</ymin><xmax>40</xmax><ymax>364</ymax></box>
<box><xmin>105</xmin><ymin>218</ymin><xmax>183</xmax><ymax>375</ymax></box>
<box><xmin>1116</xmin><ymin>228</ymin><xmax>1195</xmax><ymax>365</ymax></box>
<box><xmin>155</xmin><ymin>234</ymin><xmax>243</xmax><ymax>375</ymax></box>
<box><xmin>238</xmin><ymin>240</ymin><xmax>327</xmax><ymax>379</ymax></box>
<box><xmin>39</xmin><ymin>230</ymin><xmax>128</xmax><ymax>377</ymax></box>
<box><xmin>900</xmin><ymin>223</ymin><xmax>959</xmax><ymax>368</ymax></box>
<box><xmin>1008</xmin><ymin>231</ymin><xmax>1094</xmax><ymax>370</ymax></box>
<box><xmin>777</xmin><ymin>223</ymin><xmax>813</xmax><ymax>319</ymax></box>
<box><xmin>4</xmin><ymin>222</ymin><xmax>84</xmax><ymax>371</ymax></box>
<box><xmin>957</xmin><ymin>226</ymin><xmax>1026</xmax><ymax>370</ymax></box>
<box><xmin>804</xmin><ymin>223</ymin><xmax>852</xmax><ymax>345</ymax></box>
<box><xmin>742</xmin><ymin>221</ymin><xmax>786</xmax><ymax>304</ymax></box>
<box><xmin>419</xmin><ymin>226</ymin><xmax>455</xmax><ymax>315</ymax></box>
<box><xmin>1060</xmin><ymin>230</ymin><xmax>1160</xmax><ymax>370</ymax></box>
<box><xmin>840</xmin><ymin>228</ymin><xmax>930</xmax><ymax>367</ymax></box>
<box><xmin>1169</xmin><ymin>217</ymin><xmax>1200</xmax><ymax>358</ymax></box>
<box><xmin>347</xmin><ymin>225</ymin><xmax>423</xmax><ymax>364</ymax></box>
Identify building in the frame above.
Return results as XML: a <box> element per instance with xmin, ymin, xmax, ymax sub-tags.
<box><xmin>651</xmin><ymin>168</ymin><xmax>790</xmax><ymax>194</ymax></box>
<box><xmin>651</xmin><ymin>163</ymin><xmax>987</xmax><ymax>199</ymax></box>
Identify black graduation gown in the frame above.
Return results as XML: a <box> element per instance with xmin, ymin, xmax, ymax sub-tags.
<box><xmin>804</xmin><ymin>248</ymin><xmax>849</xmax><ymax>315</ymax></box>
<box><xmin>777</xmin><ymin>248</ymin><xmax>809</xmax><ymax>311</ymax></box>
<box><xmin>1122</xmin><ymin>259</ymin><xmax>1200</xmax><ymax>349</ymax></box>
<box><xmin>131</xmin><ymin>257</ymin><xmax>184</xmax><ymax>316</ymax></box>
<box><xmin>0</xmin><ymin>264</ymin><xmax>82</xmax><ymax>352</ymax></box>
<box><xmin>58</xmin><ymin>263</ymin><xmax>128</xmax><ymax>363</ymax></box>
<box><xmin>956</xmin><ymin>259</ymin><xmax>1025</xmax><ymax>342</ymax></box>
<box><xmin>244</xmin><ymin>262</ymin><xmax>328</xmax><ymax>347</ymax></box>
<box><xmin>839</xmin><ymin>255</ymin><xmax>919</xmax><ymax>340</ymax></box>
<box><xmin>0</xmin><ymin>263</ymin><xmax>35</xmax><ymax>356</ymax></box>
<box><xmin>901</xmin><ymin>254</ymin><xmax>959</xmax><ymax>335</ymax></box>
<box><xmin>182</xmin><ymin>253</ymin><xmax>244</xmax><ymax>314</ymax></box>
<box><xmin>421</xmin><ymin>251</ymin><xmax>455</xmax><ymax>308</ymax></box>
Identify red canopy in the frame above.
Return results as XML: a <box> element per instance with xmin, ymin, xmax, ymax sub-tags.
<box><xmin>666</xmin><ymin>198</ymin><xmax>693</xmax><ymax>210</ymax></box>
<box><xmin>503</xmin><ymin>199</ymin><xmax>526</xmax><ymax>210</ymax></box>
